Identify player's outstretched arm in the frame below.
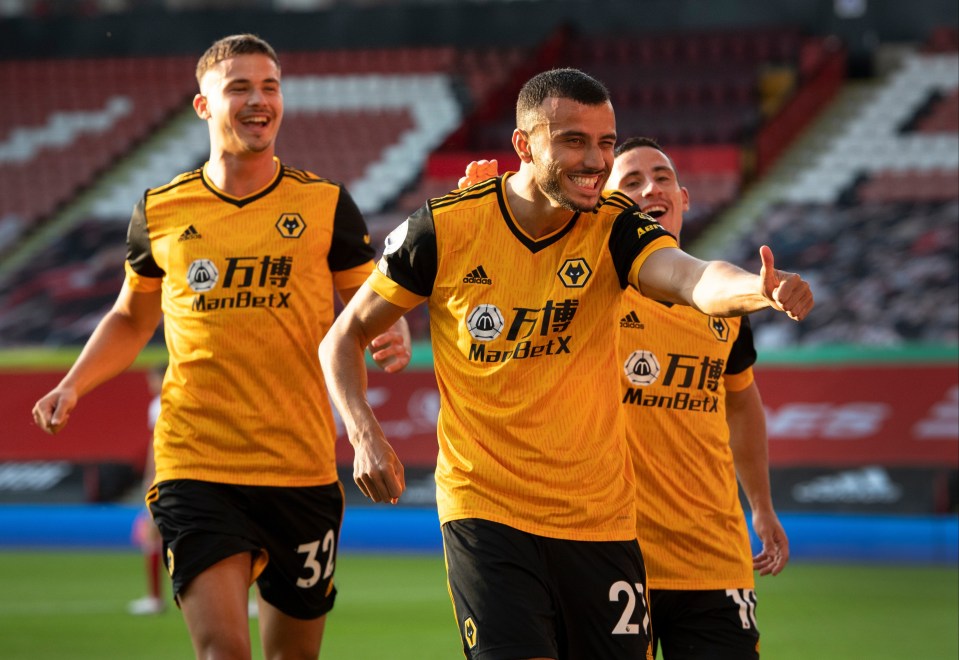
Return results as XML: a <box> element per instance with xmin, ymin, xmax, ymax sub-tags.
<box><xmin>321</xmin><ymin>284</ymin><xmax>413</xmax><ymax>503</ymax></box>
<box><xmin>727</xmin><ymin>381</ymin><xmax>789</xmax><ymax>576</ymax></box>
<box><xmin>460</xmin><ymin>157</ymin><xmax>813</xmax><ymax>322</ymax></box>
<box><xmin>636</xmin><ymin>245</ymin><xmax>813</xmax><ymax>320</ymax></box>
<box><xmin>32</xmin><ymin>284</ymin><xmax>162</xmax><ymax>435</ymax></box>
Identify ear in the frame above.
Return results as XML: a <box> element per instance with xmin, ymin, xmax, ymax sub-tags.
<box><xmin>680</xmin><ymin>186</ymin><xmax>690</xmax><ymax>212</ymax></box>
<box><xmin>512</xmin><ymin>128</ymin><xmax>533</xmax><ymax>163</ymax></box>
<box><xmin>193</xmin><ymin>93</ymin><xmax>209</xmax><ymax>120</ymax></box>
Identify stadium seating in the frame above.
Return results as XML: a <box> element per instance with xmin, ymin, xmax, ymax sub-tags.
<box><xmin>723</xmin><ymin>200</ymin><xmax>958</xmax><ymax>347</ymax></box>
<box><xmin>914</xmin><ymin>88</ymin><xmax>959</xmax><ymax>133</ymax></box>
<box><xmin>0</xmin><ymin>27</ymin><xmax>813</xmax><ymax>345</ymax></box>
<box><xmin>922</xmin><ymin>25</ymin><xmax>959</xmax><ymax>54</ymax></box>
<box><xmin>0</xmin><ymin>44</ymin><xmax>533</xmax><ymax>345</ymax></box>
<box><xmin>717</xmin><ymin>44</ymin><xmax>958</xmax><ymax>348</ymax></box>
<box><xmin>397</xmin><ymin>27</ymin><xmax>813</xmax><ymax>246</ymax></box>
<box><xmin>546</xmin><ymin>27</ymin><xmax>803</xmax><ymax>146</ymax></box>
<box><xmin>780</xmin><ymin>50</ymin><xmax>958</xmax><ymax>204</ymax></box>
<box><xmin>0</xmin><ymin>220</ymin><xmax>127</xmax><ymax>345</ymax></box>
<box><xmin>0</xmin><ymin>43</ymin><xmax>528</xmax><ymax>254</ymax></box>
<box><xmin>1</xmin><ymin>25</ymin><xmax>956</xmax><ymax>348</ymax></box>
<box><xmin>0</xmin><ymin>56</ymin><xmax>196</xmax><ymax>253</ymax></box>
<box><xmin>857</xmin><ymin>170</ymin><xmax>959</xmax><ymax>205</ymax></box>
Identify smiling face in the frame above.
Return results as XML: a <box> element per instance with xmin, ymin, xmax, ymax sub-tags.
<box><xmin>194</xmin><ymin>52</ymin><xmax>283</xmax><ymax>158</ymax></box>
<box><xmin>608</xmin><ymin>145</ymin><xmax>689</xmax><ymax>239</ymax></box>
<box><xmin>522</xmin><ymin>96</ymin><xmax>617</xmax><ymax>213</ymax></box>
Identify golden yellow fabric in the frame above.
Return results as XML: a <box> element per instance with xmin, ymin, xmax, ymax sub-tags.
<box><xmin>371</xmin><ymin>175</ymin><xmax>677</xmax><ymax>541</ymax></box>
<box><xmin>126</xmin><ymin>160</ymin><xmax>373</xmax><ymax>487</ymax></box>
<box><xmin>619</xmin><ymin>290</ymin><xmax>756</xmax><ymax>589</ymax></box>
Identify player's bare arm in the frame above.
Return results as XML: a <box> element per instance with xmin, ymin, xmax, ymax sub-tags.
<box><xmin>457</xmin><ymin>158</ymin><xmax>813</xmax><ymax>322</ymax></box>
<box><xmin>727</xmin><ymin>382</ymin><xmax>790</xmax><ymax>576</ymax></box>
<box><xmin>32</xmin><ymin>284</ymin><xmax>162</xmax><ymax>434</ymax></box>
<box><xmin>338</xmin><ymin>285</ymin><xmax>412</xmax><ymax>373</ymax></box>
<box><xmin>321</xmin><ymin>284</ymin><xmax>414</xmax><ymax>503</ymax></box>
<box><xmin>636</xmin><ymin>245</ymin><xmax>813</xmax><ymax>320</ymax></box>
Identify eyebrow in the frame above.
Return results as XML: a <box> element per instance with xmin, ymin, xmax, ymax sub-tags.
<box><xmin>549</xmin><ymin>130</ymin><xmax>616</xmax><ymax>144</ymax></box>
<box><xmin>225</xmin><ymin>76</ymin><xmax>281</xmax><ymax>86</ymax></box>
<box><xmin>543</xmin><ymin>122</ymin><xmax>616</xmax><ymax>140</ymax></box>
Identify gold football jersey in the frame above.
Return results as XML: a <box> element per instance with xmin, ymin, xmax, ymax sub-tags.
<box><xmin>619</xmin><ymin>290</ymin><xmax>757</xmax><ymax>589</ymax></box>
<box><xmin>370</xmin><ymin>174</ymin><xmax>678</xmax><ymax>541</ymax></box>
<box><xmin>125</xmin><ymin>159</ymin><xmax>374</xmax><ymax>487</ymax></box>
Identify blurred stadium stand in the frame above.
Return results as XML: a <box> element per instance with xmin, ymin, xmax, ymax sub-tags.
<box><xmin>2</xmin><ymin>9</ymin><xmax>956</xmax><ymax>347</ymax></box>
<box><xmin>0</xmin><ymin>1</ymin><xmax>956</xmax><ymax>561</ymax></box>
<box><xmin>0</xmin><ymin>56</ymin><xmax>196</xmax><ymax>253</ymax></box>
<box><xmin>699</xmin><ymin>40</ymin><xmax>958</xmax><ymax>349</ymax></box>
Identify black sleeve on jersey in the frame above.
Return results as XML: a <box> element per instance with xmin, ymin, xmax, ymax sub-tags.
<box><xmin>378</xmin><ymin>203</ymin><xmax>437</xmax><ymax>298</ymax></box>
<box><xmin>126</xmin><ymin>196</ymin><xmax>165</xmax><ymax>277</ymax></box>
<box><xmin>328</xmin><ymin>185</ymin><xmax>376</xmax><ymax>271</ymax></box>
<box><xmin>727</xmin><ymin>315</ymin><xmax>758</xmax><ymax>375</ymax></box>
<box><xmin>608</xmin><ymin>208</ymin><xmax>672</xmax><ymax>289</ymax></box>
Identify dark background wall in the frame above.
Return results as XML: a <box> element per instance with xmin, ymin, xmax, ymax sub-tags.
<box><xmin>2</xmin><ymin>0</ymin><xmax>956</xmax><ymax>60</ymax></box>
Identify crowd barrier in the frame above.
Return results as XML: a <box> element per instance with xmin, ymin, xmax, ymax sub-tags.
<box><xmin>0</xmin><ymin>504</ymin><xmax>955</xmax><ymax>564</ymax></box>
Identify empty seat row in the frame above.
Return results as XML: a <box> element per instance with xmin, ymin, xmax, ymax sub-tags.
<box><xmin>915</xmin><ymin>89</ymin><xmax>959</xmax><ymax>133</ymax></box>
<box><xmin>281</xmin><ymin>47</ymin><xmax>459</xmax><ymax>75</ymax></box>
<box><xmin>857</xmin><ymin>170</ymin><xmax>959</xmax><ymax>204</ymax></box>
<box><xmin>568</xmin><ymin>28</ymin><xmax>803</xmax><ymax>67</ymax></box>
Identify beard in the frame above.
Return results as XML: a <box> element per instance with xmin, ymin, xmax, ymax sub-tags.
<box><xmin>536</xmin><ymin>158</ymin><xmax>604</xmax><ymax>213</ymax></box>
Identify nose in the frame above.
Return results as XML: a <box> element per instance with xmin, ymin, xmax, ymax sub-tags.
<box><xmin>247</xmin><ymin>87</ymin><xmax>265</xmax><ymax>105</ymax></box>
<box><xmin>583</xmin><ymin>142</ymin><xmax>606</xmax><ymax>171</ymax></box>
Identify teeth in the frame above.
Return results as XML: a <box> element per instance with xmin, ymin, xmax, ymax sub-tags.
<box><xmin>570</xmin><ymin>175</ymin><xmax>597</xmax><ymax>188</ymax></box>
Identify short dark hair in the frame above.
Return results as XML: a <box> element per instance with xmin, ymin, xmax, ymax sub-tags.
<box><xmin>615</xmin><ymin>136</ymin><xmax>681</xmax><ymax>182</ymax></box>
<box><xmin>196</xmin><ymin>33</ymin><xmax>280</xmax><ymax>85</ymax></box>
<box><xmin>615</xmin><ymin>136</ymin><xmax>663</xmax><ymax>158</ymax></box>
<box><xmin>516</xmin><ymin>68</ymin><xmax>610</xmax><ymax>130</ymax></box>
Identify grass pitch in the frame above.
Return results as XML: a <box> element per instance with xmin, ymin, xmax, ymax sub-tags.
<box><xmin>0</xmin><ymin>550</ymin><xmax>955</xmax><ymax>659</ymax></box>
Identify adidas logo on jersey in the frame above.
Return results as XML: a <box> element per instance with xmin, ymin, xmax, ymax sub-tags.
<box><xmin>463</xmin><ymin>265</ymin><xmax>492</xmax><ymax>285</ymax></box>
<box><xmin>178</xmin><ymin>225</ymin><xmax>202</xmax><ymax>242</ymax></box>
<box><xmin>620</xmin><ymin>310</ymin><xmax>645</xmax><ymax>329</ymax></box>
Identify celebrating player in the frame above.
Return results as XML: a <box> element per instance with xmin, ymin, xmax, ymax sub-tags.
<box><xmin>459</xmin><ymin>136</ymin><xmax>791</xmax><ymax>659</ymax></box>
<box><xmin>321</xmin><ymin>68</ymin><xmax>811</xmax><ymax>659</ymax></box>
<box><xmin>32</xmin><ymin>33</ymin><xmax>410</xmax><ymax>659</ymax></box>
<box><xmin>610</xmin><ymin>137</ymin><xmax>788</xmax><ymax>659</ymax></box>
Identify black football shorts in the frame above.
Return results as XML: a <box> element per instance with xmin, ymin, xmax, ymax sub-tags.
<box><xmin>650</xmin><ymin>588</ymin><xmax>761</xmax><ymax>659</ymax></box>
<box><xmin>442</xmin><ymin>518</ymin><xmax>653</xmax><ymax>660</ymax></box>
<box><xmin>147</xmin><ymin>478</ymin><xmax>344</xmax><ymax>620</ymax></box>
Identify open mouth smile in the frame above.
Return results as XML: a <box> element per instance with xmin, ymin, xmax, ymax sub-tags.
<box><xmin>641</xmin><ymin>204</ymin><xmax>668</xmax><ymax>219</ymax></box>
<box><xmin>569</xmin><ymin>174</ymin><xmax>601</xmax><ymax>190</ymax></box>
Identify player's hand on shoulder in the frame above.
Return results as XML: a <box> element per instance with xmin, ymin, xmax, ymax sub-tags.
<box><xmin>457</xmin><ymin>159</ymin><xmax>499</xmax><ymax>190</ymax></box>
<box><xmin>759</xmin><ymin>245</ymin><xmax>814</xmax><ymax>321</ymax></box>
<box><xmin>32</xmin><ymin>387</ymin><xmax>78</xmax><ymax>435</ymax></box>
